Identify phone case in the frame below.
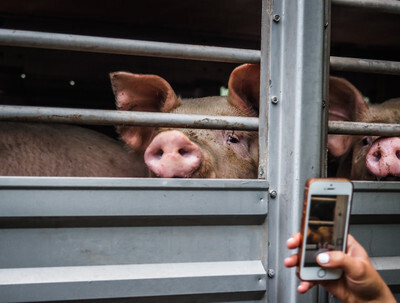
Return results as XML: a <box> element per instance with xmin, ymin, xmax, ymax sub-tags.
<box><xmin>297</xmin><ymin>178</ymin><xmax>351</xmax><ymax>280</ymax></box>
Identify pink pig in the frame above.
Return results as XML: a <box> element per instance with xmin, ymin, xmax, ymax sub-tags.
<box><xmin>0</xmin><ymin>122</ymin><xmax>147</xmax><ymax>177</ymax></box>
<box><xmin>111</xmin><ymin>64</ymin><xmax>260</xmax><ymax>179</ymax></box>
<box><xmin>328</xmin><ymin>77</ymin><xmax>400</xmax><ymax>181</ymax></box>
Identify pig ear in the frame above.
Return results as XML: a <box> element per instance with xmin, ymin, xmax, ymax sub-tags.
<box><xmin>110</xmin><ymin>72</ymin><xmax>181</xmax><ymax>152</ymax></box>
<box><xmin>328</xmin><ymin>76</ymin><xmax>368</xmax><ymax>157</ymax></box>
<box><xmin>227</xmin><ymin>64</ymin><xmax>260</xmax><ymax>116</ymax></box>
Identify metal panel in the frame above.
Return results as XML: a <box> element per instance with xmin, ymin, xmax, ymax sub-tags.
<box><xmin>0</xmin><ymin>226</ymin><xmax>266</xmax><ymax>268</ymax></box>
<box><xmin>371</xmin><ymin>257</ymin><xmax>400</xmax><ymax>285</ymax></box>
<box><xmin>0</xmin><ymin>261</ymin><xmax>266</xmax><ymax>302</ymax></box>
<box><xmin>265</xmin><ymin>0</ymin><xmax>328</xmax><ymax>302</ymax></box>
<box><xmin>0</xmin><ymin>178</ymin><xmax>267</xmax><ymax>218</ymax></box>
<box><xmin>350</xmin><ymin>225</ymin><xmax>400</xmax><ymax>257</ymax></box>
<box><xmin>0</xmin><ymin>178</ymin><xmax>268</xmax><ymax>302</ymax></box>
<box><xmin>352</xmin><ymin>182</ymin><xmax>400</xmax><ymax>215</ymax></box>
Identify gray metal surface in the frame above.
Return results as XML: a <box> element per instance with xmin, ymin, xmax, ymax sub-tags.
<box><xmin>330</xmin><ymin>56</ymin><xmax>400</xmax><ymax>75</ymax></box>
<box><xmin>265</xmin><ymin>0</ymin><xmax>328</xmax><ymax>302</ymax></box>
<box><xmin>0</xmin><ymin>28</ymin><xmax>260</xmax><ymax>63</ymax></box>
<box><xmin>352</xmin><ymin>181</ymin><xmax>400</xmax><ymax>215</ymax></box>
<box><xmin>0</xmin><ymin>178</ymin><xmax>268</xmax><ymax>302</ymax></box>
<box><xmin>0</xmin><ymin>178</ymin><xmax>267</xmax><ymax>218</ymax></box>
<box><xmin>332</xmin><ymin>0</ymin><xmax>400</xmax><ymax>14</ymax></box>
<box><xmin>0</xmin><ymin>105</ymin><xmax>259</xmax><ymax>131</ymax></box>
<box><xmin>0</xmin><ymin>261</ymin><xmax>266</xmax><ymax>302</ymax></box>
<box><xmin>371</xmin><ymin>257</ymin><xmax>400</xmax><ymax>284</ymax></box>
<box><xmin>329</xmin><ymin>121</ymin><xmax>400</xmax><ymax>136</ymax></box>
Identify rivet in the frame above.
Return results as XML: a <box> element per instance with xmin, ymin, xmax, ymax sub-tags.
<box><xmin>268</xmin><ymin>269</ymin><xmax>275</xmax><ymax>278</ymax></box>
<box><xmin>273</xmin><ymin>14</ymin><xmax>280</xmax><ymax>23</ymax></box>
<box><xmin>269</xmin><ymin>190</ymin><xmax>277</xmax><ymax>199</ymax></box>
<box><xmin>271</xmin><ymin>96</ymin><xmax>279</xmax><ymax>104</ymax></box>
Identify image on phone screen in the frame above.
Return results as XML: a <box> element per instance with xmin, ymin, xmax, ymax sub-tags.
<box><xmin>304</xmin><ymin>195</ymin><xmax>349</xmax><ymax>267</ymax></box>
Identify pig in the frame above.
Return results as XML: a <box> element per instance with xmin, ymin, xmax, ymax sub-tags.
<box><xmin>110</xmin><ymin>63</ymin><xmax>260</xmax><ymax>179</ymax></box>
<box><xmin>328</xmin><ymin>76</ymin><xmax>400</xmax><ymax>181</ymax></box>
<box><xmin>0</xmin><ymin>122</ymin><xmax>148</xmax><ymax>177</ymax></box>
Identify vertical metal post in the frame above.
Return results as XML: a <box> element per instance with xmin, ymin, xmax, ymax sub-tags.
<box><xmin>265</xmin><ymin>0</ymin><xmax>328</xmax><ymax>302</ymax></box>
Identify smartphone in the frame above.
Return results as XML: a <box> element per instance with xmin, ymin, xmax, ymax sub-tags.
<box><xmin>297</xmin><ymin>178</ymin><xmax>353</xmax><ymax>281</ymax></box>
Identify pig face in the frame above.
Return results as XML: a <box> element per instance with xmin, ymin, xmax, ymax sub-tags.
<box><xmin>110</xmin><ymin>64</ymin><xmax>260</xmax><ymax>179</ymax></box>
<box><xmin>328</xmin><ymin>77</ymin><xmax>400</xmax><ymax>181</ymax></box>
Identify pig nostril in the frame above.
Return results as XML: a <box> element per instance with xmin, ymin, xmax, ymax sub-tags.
<box><xmin>155</xmin><ymin>149</ymin><xmax>164</xmax><ymax>159</ymax></box>
<box><xmin>373</xmin><ymin>151</ymin><xmax>381</xmax><ymax>162</ymax></box>
<box><xmin>397</xmin><ymin>150</ymin><xmax>400</xmax><ymax>160</ymax></box>
<box><xmin>178</xmin><ymin>148</ymin><xmax>187</xmax><ymax>156</ymax></box>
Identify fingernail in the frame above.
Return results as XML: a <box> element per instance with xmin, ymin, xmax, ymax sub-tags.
<box><xmin>286</xmin><ymin>237</ymin><xmax>295</xmax><ymax>245</ymax></box>
<box><xmin>317</xmin><ymin>253</ymin><xmax>330</xmax><ymax>264</ymax></box>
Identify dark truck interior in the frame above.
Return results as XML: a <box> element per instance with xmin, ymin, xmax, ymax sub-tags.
<box><xmin>0</xmin><ymin>1</ymin><xmax>399</xmax><ymax>137</ymax></box>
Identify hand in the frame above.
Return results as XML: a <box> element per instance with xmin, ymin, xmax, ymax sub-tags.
<box><xmin>284</xmin><ymin>233</ymin><xmax>396</xmax><ymax>303</ymax></box>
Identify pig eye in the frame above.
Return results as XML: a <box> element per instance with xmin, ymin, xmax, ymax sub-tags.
<box><xmin>362</xmin><ymin>137</ymin><xmax>370</xmax><ymax>146</ymax></box>
<box><xmin>227</xmin><ymin>135</ymin><xmax>240</xmax><ymax>144</ymax></box>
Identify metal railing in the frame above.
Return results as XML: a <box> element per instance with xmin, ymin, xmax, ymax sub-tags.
<box><xmin>332</xmin><ymin>0</ymin><xmax>400</xmax><ymax>14</ymax></box>
<box><xmin>2</xmin><ymin>105</ymin><xmax>400</xmax><ymax>137</ymax></box>
<box><xmin>0</xmin><ymin>29</ymin><xmax>259</xmax><ymax>64</ymax></box>
<box><xmin>0</xmin><ymin>29</ymin><xmax>399</xmax><ymax>75</ymax></box>
<box><xmin>0</xmin><ymin>105</ymin><xmax>259</xmax><ymax>131</ymax></box>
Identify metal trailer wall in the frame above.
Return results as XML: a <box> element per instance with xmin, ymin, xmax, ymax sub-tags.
<box><xmin>0</xmin><ymin>1</ymin><xmax>399</xmax><ymax>303</ymax></box>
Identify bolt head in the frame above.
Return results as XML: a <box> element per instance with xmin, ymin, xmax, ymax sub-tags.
<box><xmin>268</xmin><ymin>269</ymin><xmax>275</xmax><ymax>278</ymax></box>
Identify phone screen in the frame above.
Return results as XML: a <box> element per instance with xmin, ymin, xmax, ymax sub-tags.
<box><xmin>304</xmin><ymin>194</ymin><xmax>349</xmax><ymax>267</ymax></box>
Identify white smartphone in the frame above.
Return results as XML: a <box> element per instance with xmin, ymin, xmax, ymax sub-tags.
<box><xmin>297</xmin><ymin>178</ymin><xmax>353</xmax><ymax>281</ymax></box>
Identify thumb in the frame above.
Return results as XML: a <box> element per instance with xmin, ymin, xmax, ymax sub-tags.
<box><xmin>316</xmin><ymin>251</ymin><xmax>366</xmax><ymax>280</ymax></box>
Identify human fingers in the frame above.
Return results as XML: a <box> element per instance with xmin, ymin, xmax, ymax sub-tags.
<box><xmin>316</xmin><ymin>251</ymin><xmax>366</xmax><ymax>280</ymax></box>
<box><xmin>346</xmin><ymin>234</ymin><xmax>370</xmax><ymax>260</ymax></box>
<box><xmin>284</xmin><ymin>253</ymin><xmax>298</xmax><ymax>268</ymax></box>
<box><xmin>297</xmin><ymin>281</ymin><xmax>315</xmax><ymax>294</ymax></box>
<box><xmin>286</xmin><ymin>233</ymin><xmax>301</xmax><ymax>249</ymax></box>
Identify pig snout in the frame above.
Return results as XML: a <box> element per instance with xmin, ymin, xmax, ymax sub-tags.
<box><xmin>366</xmin><ymin>137</ymin><xmax>400</xmax><ymax>179</ymax></box>
<box><xmin>144</xmin><ymin>130</ymin><xmax>202</xmax><ymax>178</ymax></box>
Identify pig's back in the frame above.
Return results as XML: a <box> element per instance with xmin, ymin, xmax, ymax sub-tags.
<box><xmin>0</xmin><ymin>122</ymin><xmax>147</xmax><ymax>177</ymax></box>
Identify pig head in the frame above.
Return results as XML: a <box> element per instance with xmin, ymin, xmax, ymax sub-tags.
<box><xmin>328</xmin><ymin>77</ymin><xmax>400</xmax><ymax>181</ymax></box>
<box><xmin>110</xmin><ymin>64</ymin><xmax>260</xmax><ymax>179</ymax></box>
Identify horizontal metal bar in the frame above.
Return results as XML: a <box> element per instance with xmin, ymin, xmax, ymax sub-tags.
<box><xmin>0</xmin><ymin>105</ymin><xmax>259</xmax><ymax>131</ymax></box>
<box><xmin>330</xmin><ymin>56</ymin><xmax>400</xmax><ymax>75</ymax></box>
<box><xmin>0</xmin><ymin>261</ymin><xmax>266</xmax><ymax>302</ymax></box>
<box><xmin>332</xmin><ymin>0</ymin><xmax>400</xmax><ymax>14</ymax></box>
<box><xmin>0</xmin><ymin>29</ymin><xmax>260</xmax><ymax>63</ymax></box>
<box><xmin>0</xmin><ymin>177</ymin><xmax>268</xmax><ymax>218</ymax></box>
<box><xmin>328</xmin><ymin>121</ymin><xmax>400</xmax><ymax>136</ymax></box>
<box><xmin>1</xmin><ymin>30</ymin><xmax>399</xmax><ymax>76</ymax></box>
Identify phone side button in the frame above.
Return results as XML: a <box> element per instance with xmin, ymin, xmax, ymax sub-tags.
<box><xmin>317</xmin><ymin>269</ymin><xmax>326</xmax><ymax>278</ymax></box>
